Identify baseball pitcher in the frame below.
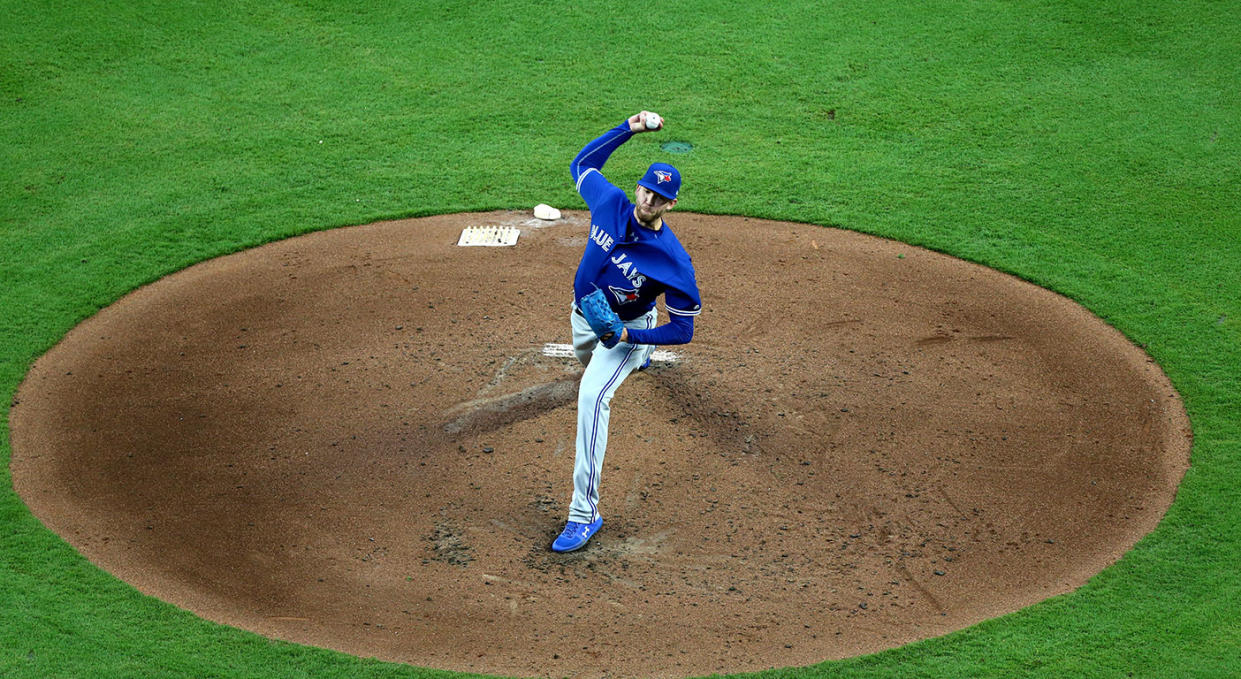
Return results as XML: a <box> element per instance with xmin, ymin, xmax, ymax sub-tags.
<box><xmin>552</xmin><ymin>111</ymin><xmax>702</xmax><ymax>552</ymax></box>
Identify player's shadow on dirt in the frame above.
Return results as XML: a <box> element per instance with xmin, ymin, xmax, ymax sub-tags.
<box><xmin>439</xmin><ymin>354</ymin><xmax>770</xmax><ymax>463</ymax></box>
<box><xmin>442</xmin><ymin>376</ymin><xmax>578</xmax><ymax>435</ymax></box>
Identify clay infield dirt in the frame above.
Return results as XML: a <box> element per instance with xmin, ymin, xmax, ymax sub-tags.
<box><xmin>10</xmin><ymin>210</ymin><xmax>1190</xmax><ymax>678</ymax></box>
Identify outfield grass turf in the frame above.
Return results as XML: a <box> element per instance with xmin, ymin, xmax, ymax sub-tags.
<box><xmin>2</xmin><ymin>1</ymin><xmax>1239</xmax><ymax>677</ymax></box>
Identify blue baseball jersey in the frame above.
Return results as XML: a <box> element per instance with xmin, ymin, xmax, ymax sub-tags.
<box><xmin>570</xmin><ymin>121</ymin><xmax>701</xmax><ymax>345</ymax></box>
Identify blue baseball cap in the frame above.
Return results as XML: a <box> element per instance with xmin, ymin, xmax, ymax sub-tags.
<box><xmin>637</xmin><ymin>162</ymin><xmax>681</xmax><ymax>200</ymax></box>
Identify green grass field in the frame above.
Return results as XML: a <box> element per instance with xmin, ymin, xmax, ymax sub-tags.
<box><xmin>3</xmin><ymin>1</ymin><xmax>1239</xmax><ymax>677</ymax></box>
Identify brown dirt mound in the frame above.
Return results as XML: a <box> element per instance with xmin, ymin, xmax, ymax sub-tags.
<box><xmin>10</xmin><ymin>211</ymin><xmax>1190</xmax><ymax>678</ymax></box>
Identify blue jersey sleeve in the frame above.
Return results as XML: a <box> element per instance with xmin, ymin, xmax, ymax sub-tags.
<box><xmin>626</xmin><ymin>311</ymin><xmax>694</xmax><ymax>346</ymax></box>
<box><xmin>663</xmin><ymin>286</ymin><xmax>702</xmax><ymax>319</ymax></box>
<box><xmin>625</xmin><ymin>279</ymin><xmax>701</xmax><ymax>346</ymax></box>
<box><xmin>570</xmin><ymin>121</ymin><xmax>633</xmax><ymax>213</ymax></box>
<box><xmin>575</xmin><ymin>169</ymin><xmax>623</xmax><ymax>215</ymax></box>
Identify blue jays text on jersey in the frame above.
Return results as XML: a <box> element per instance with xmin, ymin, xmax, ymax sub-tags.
<box><xmin>570</xmin><ymin>121</ymin><xmax>701</xmax><ymax>345</ymax></box>
<box><xmin>590</xmin><ymin>224</ymin><xmax>648</xmax><ymax>288</ymax></box>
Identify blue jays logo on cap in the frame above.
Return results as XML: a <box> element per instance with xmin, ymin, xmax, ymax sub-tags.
<box><xmin>638</xmin><ymin>162</ymin><xmax>681</xmax><ymax>200</ymax></box>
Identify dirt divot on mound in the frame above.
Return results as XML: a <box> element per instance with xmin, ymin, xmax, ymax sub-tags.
<box><xmin>10</xmin><ymin>211</ymin><xmax>1190</xmax><ymax>678</ymax></box>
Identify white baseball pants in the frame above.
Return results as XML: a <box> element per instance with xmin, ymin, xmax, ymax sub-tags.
<box><xmin>567</xmin><ymin>305</ymin><xmax>657</xmax><ymax>524</ymax></box>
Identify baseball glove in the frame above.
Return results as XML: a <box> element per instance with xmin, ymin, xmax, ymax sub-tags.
<box><xmin>579</xmin><ymin>288</ymin><xmax>624</xmax><ymax>348</ymax></box>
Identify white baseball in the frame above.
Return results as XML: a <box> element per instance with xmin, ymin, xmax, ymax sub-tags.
<box><xmin>644</xmin><ymin>113</ymin><xmax>662</xmax><ymax>130</ymax></box>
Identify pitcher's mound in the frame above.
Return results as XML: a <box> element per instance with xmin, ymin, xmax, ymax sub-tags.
<box><xmin>10</xmin><ymin>211</ymin><xmax>1190</xmax><ymax>678</ymax></box>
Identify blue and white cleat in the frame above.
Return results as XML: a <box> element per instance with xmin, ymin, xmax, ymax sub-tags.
<box><xmin>551</xmin><ymin>517</ymin><xmax>603</xmax><ymax>553</ymax></box>
<box><xmin>638</xmin><ymin>355</ymin><xmax>652</xmax><ymax>371</ymax></box>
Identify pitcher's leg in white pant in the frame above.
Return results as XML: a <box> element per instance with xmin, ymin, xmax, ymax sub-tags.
<box><xmin>567</xmin><ymin>308</ymin><xmax>656</xmax><ymax>524</ymax></box>
<box><xmin>571</xmin><ymin>306</ymin><xmax>598</xmax><ymax>367</ymax></box>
